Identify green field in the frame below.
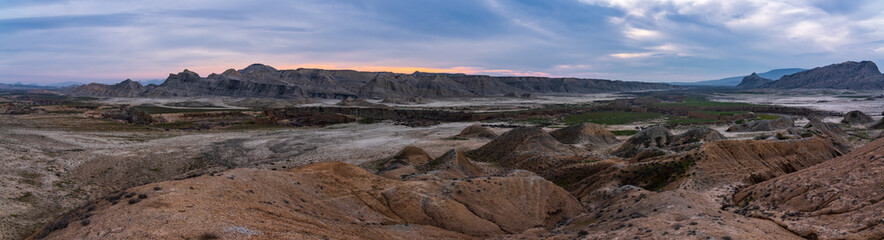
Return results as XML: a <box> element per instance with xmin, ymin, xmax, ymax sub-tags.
<box><xmin>693</xmin><ymin>110</ymin><xmax>749</xmax><ymax>115</ymax></box>
<box><xmin>611</xmin><ymin>130</ymin><xmax>639</xmax><ymax>136</ymax></box>
<box><xmin>755</xmin><ymin>113</ymin><xmax>782</xmax><ymax>120</ymax></box>
<box><xmin>654</xmin><ymin>96</ymin><xmax>755</xmax><ymax>107</ymax></box>
<box><xmin>135</xmin><ymin>105</ymin><xmax>243</xmax><ymax>114</ymax></box>
<box><xmin>666</xmin><ymin>117</ymin><xmax>719</xmax><ymax>125</ymax></box>
<box><xmin>564</xmin><ymin>111</ymin><xmax>664</xmax><ymax>125</ymax></box>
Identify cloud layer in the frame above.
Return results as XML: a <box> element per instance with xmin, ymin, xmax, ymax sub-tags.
<box><xmin>1</xmin><ymin>0</ymin><xmax>883</xmax><ymax>83</ymax></box>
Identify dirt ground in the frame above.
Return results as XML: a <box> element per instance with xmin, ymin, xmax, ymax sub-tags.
<box><xmin>0</xmin><ymin>113</ymin><xmax>500</xmax><ymax>239</ymax></box>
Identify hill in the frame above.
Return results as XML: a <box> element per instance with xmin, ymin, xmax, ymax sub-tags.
<box><xmin>763</xmin><ymin>61</ymin><xmax>884</xmax><ymax>89</ymax></box>
<box><xmin>672</xmin><ymin>68</ymin><xmax>805</xmax><ymax>86</ymax></box>
<box><xmin>65</xmin><ymin>64</ymin><xmax>674</xmax><ymax>99</ymax></box>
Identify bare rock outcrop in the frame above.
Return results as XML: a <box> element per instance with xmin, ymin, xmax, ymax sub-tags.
<box><xmin>31</xmin><ymin>162</ymin><xmax>583</xmax><ymax>239</ymax></box>
<box><xmin>734</xmin><ymin>138</ymin><xmax>884</xmax><ymax>239</ymax></box>
<box><xmin>549</xmin><ymin>123</ymin><xmax>620</xmax><ymax>149</ymax></box>
<box><xmin>727</xmin><ymin>117</ymin><xmax>794</xmax><ymax>132</ymax></box>
<box><xmin>613</xmin><ymin>126</ymin><xmax>724</xmax><ymax>158</ymax></box>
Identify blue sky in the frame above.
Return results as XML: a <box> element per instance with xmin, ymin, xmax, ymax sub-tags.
<box><xmin>2</xmin><ymin>0</ymin><xmax>884</xmax><ymax>84</ymax></box>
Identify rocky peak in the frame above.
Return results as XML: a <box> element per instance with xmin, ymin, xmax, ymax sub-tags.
<box><xmin>239</xmin><ymin>63</ymin><xmax>278</xmax><ymax>74</ymax></box>
<box><xmin>767</xmin><ymin>60</ymin><xmax>884</xmax><ymax>89</ymax></box>
<box><xmin>736</xmin><ymin>72</ymin><xmax>774</xmax><ymax>89</ymax></box>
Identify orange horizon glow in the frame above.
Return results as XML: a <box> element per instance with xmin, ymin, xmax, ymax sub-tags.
<box><xmin>87</xmin><ymin>63</ymin><xmax>558</xmax><ymax>83</ymax></box>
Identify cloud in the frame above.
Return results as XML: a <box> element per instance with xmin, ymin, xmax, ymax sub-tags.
<box><xmin>1</xmin><ymin>0</ymin><xmax>883</xmax><ymax>84</ymax></box>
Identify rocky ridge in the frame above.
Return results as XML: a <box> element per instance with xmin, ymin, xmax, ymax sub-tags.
<box><xmin>65</xmin><ymin>64</ymin><xmax>674</xmax><ymax>99</ymax></box>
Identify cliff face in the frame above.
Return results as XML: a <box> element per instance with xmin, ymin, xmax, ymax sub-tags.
<box><xmin>735</xmin><ymin>73</ymin><xmax>774</xmax><ymax>89</ymax></box>
<box><xmin>764</xmin><ymin>61</ymin><xmax>884</xmax><ymax>89</ymax></box>
<box><xmin>67</xmin><ymin>64</ymin><xmax>674</xmax><ymax>99</ymax></box>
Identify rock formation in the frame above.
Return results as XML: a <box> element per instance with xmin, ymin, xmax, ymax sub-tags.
<box><xmin>549</xmin><ymin>123</ymin><xmax>620</xmax><ymax>149</ymax></box>
<box><xmin>762</xmin><ymin>61</ymin><xmax>884</xmax><ymax>89</ymax></box>
<box><xmin>841</xmin><ymin>110</ymin><xmax>873</xmax><ymax>124</ymax></box>
<box><xmin>65</xmin><ymin>64</ymin><xmax>674</xmax><ymax>99</ymax></box>
<box><xmin>612</xmin><ymin>126</ymin><xmax>724</xmax><ymax>158</ymax></box>
<box><xmin>735</xmin><ymin>73</ymin><xmax>774</xmax><ymax>89</ymax></box>
<box><xmin>727</xmin><ymin>117</ymin><xmax>794</xmax><ymax>132</ymax></box>
<box><xmin>467</xmin><ymin>127</ymin><xmax>585</xmax><ymax>173</ymax></box>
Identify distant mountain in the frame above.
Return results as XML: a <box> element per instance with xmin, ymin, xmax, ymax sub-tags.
<box><xmin>673</xmin><ymin>68</ymin><xmax>806</xmax><ymax>86</ymax></box>
<box><xmin>735</xmin><ymin>73</ymin><xmax>774</xmax><ymax>89</ymax></box>
<box><xmin>66</xmin><ymin>64</ymin><xmax>675</xmax><ymax>99</ymax></box>
<box><xmin>137</xmin><ymin>79</ymin><xmax>165</xmax><ymax>85</ymax></box>
<box><xmin>67</xmin><ymin>79</ymin><xmax>145</xmax><ymax>97</ymax></box>
<box><xmin>762</xmin><ymin>61</ymin><xmax>884</xmax><ymax>89</ymax></box>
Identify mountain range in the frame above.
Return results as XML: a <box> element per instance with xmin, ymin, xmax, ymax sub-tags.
<box><xmin>738</xmin><ymin>61</ymin><xmax>884</xmax><ymax>90</ymax></box>
<box><xmin>672</xmin><ymin>68</ymin><xmax>806</xmax><ymax>86</ymax></box>
<box><xmin>65</xmin><ymin>64</ymin><xmax>674</xmax><ymax>99</ymax></box>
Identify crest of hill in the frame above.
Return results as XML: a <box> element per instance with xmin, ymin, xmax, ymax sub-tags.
<box><xmin>64</xmin><ymin>63</ymin><xmax>675</xmax><ymax>99</ymax></box>
<box><xmin>455</xmin><ymin>125</ymin><xmax>498</xmax><ymax>139</ymax></box>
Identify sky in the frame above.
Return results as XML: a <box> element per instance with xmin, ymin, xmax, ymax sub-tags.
<box><xmin>2</xmin><ymin>0</ymin><xmax>884</xmax><ymax>84</ymax></box>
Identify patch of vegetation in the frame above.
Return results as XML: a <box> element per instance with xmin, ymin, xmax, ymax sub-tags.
<box><xmin>135</xmin><ymin>105</ymin><xmax>239</xmax><ymax>114</ymax></box>
<box><xmin>666</xmin><ymin>117</ymin><xmax>718</xmax><ymax>125</ymax></box>
<box><xmin>364</xmin><ymin>158</ymin><xmax>388</xmax><ymax>172</ymax></box>
<box><xmin>694</xmin><ymin>110</ymin><xmax>749</xmax><ymax>115</ymax></box>
<box><xmin>443</xmin><ymin>136</ymin><xmax>469</xmax><ymax>140</ymax></box>
<box><xmin>835</xmin><ymin>95</ymin><xmax>870</xmax><ymax>99</ymax></box>
<box><xmin>654</xmin><ymin>96</ymin><xmax>756</xmax><ymax>107</ymax></box>
<box><xmin>13</xmin><ymin>192</ymin><xmax>35</xmax><ymax>203</ymax></box>
<box><xmin>48</xmin><ymin>110</ymin><xmax>82</xmax><ymax>114</ymax></box>
<box><xmin>611</xmin><ymin>130</ymin><xmax>639</xmax><ymax>136</ymax></box>
<box><xmin>622</xmin><ymin>155</ymin><xmax>696</xmax><ymax>191</ymax></box>
<box><xmin>510</xmin><ymin>117</ymin><xmax>556</xmax><ymax>127</ymax></box>
<box><xmin>755</xmin><ymin>114</ymin><xmax>782</xmax><ymax>120</ymax></box>
<box><xmin>564</xmin><ymin>111</ymin><xmax>664</xmax><ymax>125</ymax></box>
<box><xmin>358</xmin><ymin>117</ymin><xmax>377</xmax><ymax>124</ymax></box>
<box><xmin>154</xmin><ymin>121</ymin><xmax>196</xmax><ymax>129</ymax></box>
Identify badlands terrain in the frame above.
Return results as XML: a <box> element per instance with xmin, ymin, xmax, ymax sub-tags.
<box><xmin>2</xmin><ymin>61</ymin><xmax>884</xmax><ymax>239</ymax></box>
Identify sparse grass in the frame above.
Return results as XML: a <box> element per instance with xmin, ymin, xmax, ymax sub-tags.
<box><xmin>622</xmin><ymin>156</ymin><xmax>696</xmax><ymax>191</ymax></box>
<box><xmin>611</xmin><ymin>130</ymin><xmax>639</xmax><ymax>136</ymax></box>
<box><xmin>13</xmin><ymin>192</ymin><xmax>35</xmax><ymax>203</ymax></box>
<box><xmin>564</xmin><ymin>111</ymin><xmax>664</xmax><ymax>125</ymax></box>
